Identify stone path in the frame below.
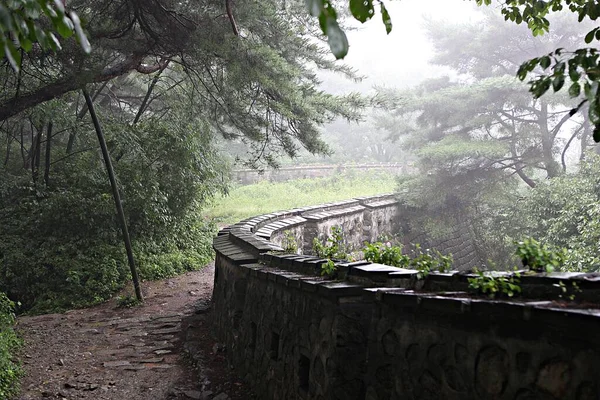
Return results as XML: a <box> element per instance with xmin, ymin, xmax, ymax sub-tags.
<box><xmin>14</xmin><ymin>265</ymin><xmax>253</xmax><ymax>400</ymax></box>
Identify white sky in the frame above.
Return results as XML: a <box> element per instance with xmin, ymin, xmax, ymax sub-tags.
<box><xmin>320</xmin><ymin>0</ymin><xmax>484</xmax><ymax>93</ymax></box>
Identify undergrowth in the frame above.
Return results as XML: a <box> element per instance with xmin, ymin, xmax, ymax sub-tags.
<box><xmin>0</xmin><ymin>292</ymin><xmax>22</xmax><ymax>398</ymax></box>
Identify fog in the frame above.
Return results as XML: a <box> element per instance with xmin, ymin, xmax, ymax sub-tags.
<box><xmin>320</xmin><ymin>0</ymin><xmax>482</xmax><ymax>94</ymax></box>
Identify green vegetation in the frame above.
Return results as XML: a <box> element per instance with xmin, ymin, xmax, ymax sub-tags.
<box><xmin>554</xmin><ymin>280</ymin><xmax>582</xmax><ymax>301</ymax></box>
<box><xmin>363</xmin><ymin>241</ymin><xmax>409</xmax><ymax>268</ymax></box>
<box><xmin>312</xmin><ymin>226</ymin><xmax>348</xmax><ymax>278</ymax></box>
<box><xmin>0</xmin><ymin>0</ymin><xmax>366</xmax><ymax>314</ymax></box>
<box><xmin>313</xmin><ymin>226</ymin><xmax>348</xmax><ymax>261</ymax></box>
<box><xmin>468</xmin><ymin>269</ymin><xmax>522</xmax><ymax>299</ymax></box>
<box><xmin>0</xmin><ymin>293</ymin><xmax>22</xmax><ymax>399</ymax></box>
<box><xmin>281</xmin><ymin>231</ymin><xmax>299</xmax><ymax>255</ymax></box>
<box><xmin>363</xmin><ymin>241</ymin><xmax>453</xmax><ymax>279</ymax></box>
<box><xmin>206</xmin><ymin>171</ymin><xmax>397</xmax><ymax>224</ymax></box>
<box><xmin>515</xmin><ymin>238</ymin><xmax>567</xmax><ymax>273</ymax></box>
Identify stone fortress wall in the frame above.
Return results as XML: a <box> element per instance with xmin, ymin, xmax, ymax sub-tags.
<box><xmin>233</xmin><ymin>163</ymin><xmax>408</xmax><ymax>185</ymax></box>
<box><xmin>212</xmin><ymin>195</ymin><xmax>600</xmax><ymax>400</ymax></box>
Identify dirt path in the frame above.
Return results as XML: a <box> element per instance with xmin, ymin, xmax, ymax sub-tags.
<box><xmin>13</xmin><ymin>263</ymin><xmax>255</xmax><ymax>400</ymax></box>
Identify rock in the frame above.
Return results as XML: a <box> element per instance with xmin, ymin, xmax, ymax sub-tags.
<box><xmin>183</xmin><ymin>390</ymin><xmax>203</xmax><ymax>399</ymax></box>
<box><xmin>212</xmin><ymin>393</ymin><xmax>229</xmax><ymax>400</ymax></box>
<box><xmin>201</xmin><ymin>390</ymin><xmax>214</xmax><ymax>399</ymax></box>
<box><xmin>103</xmin><ymin>360</ymin><xmax>131</xmax><ymax>368</ymax></box>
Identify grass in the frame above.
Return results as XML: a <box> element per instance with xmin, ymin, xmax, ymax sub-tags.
<box><xmin>205</xmin><ymin>170</ymin><xmax>398</xmax><ymax>224</ymax></box>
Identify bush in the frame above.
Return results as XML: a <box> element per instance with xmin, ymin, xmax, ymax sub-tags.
<box><xmin>363</xmin><ymin>241</ymin><xmax>409</xmax><ymax>267</ymax></box>
<box><xmin>0</xmin><ymin>292</ymin><xmax>22</xmax><ymax>399</ymax></box>
<box><xmin>0</xmin><ymin>114</ymin><xmax>223</xmax><ymax>313</ymax></box>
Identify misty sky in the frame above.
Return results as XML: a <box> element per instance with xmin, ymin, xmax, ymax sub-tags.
<box><xmin>321</xmin><ymin>0</ymin><xmax>484</xmax><ymax>93</ymax></box>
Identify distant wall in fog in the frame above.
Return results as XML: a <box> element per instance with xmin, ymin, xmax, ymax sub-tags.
<box><xmin>233</xmin><ymin>163</ymin><xmax>408</xmax><ymax>185</ymax></box>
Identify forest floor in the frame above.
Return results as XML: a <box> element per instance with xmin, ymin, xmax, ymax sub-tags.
<box><xmin>13</xmin><ymin>263</ymin><xmax>255</xmax><ymax>400</ymax></box>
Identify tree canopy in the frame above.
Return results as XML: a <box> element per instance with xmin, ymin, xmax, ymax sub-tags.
<box><xmin>308</xmin><ymin>0</ymin><xmax>600</xmax><ymax>138</ymax></box>
<box><xmin>0</xmin><ymin>0</ymin><xmax>365</xmax><ymax>312</ymax></box>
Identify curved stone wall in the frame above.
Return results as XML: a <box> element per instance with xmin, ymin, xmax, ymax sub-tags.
<box><xmin>233</xmin><ymin>163</ymin><xmax>408</xmax><ymax>185</ymax></box>
<box><xmin>212</xmin><ymin>195</ymin><xmax>600</xmax><ymax>400</ymax></box>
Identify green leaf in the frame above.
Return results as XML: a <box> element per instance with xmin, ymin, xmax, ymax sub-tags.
<box><xmin>325</xmin><ymin>17</ymin><xmax>348</xmax><ymax>59</ymax></box>
<box><xmin>552</xmin><ymin>74</ymin><xmax>565</xmax><ymax>92</ymax></box>
<box><xmin>54</xmin><ymin>15</ymin><xmax>73</xmax><ymax>38</ymax></box>
<box><xmin>305</xmin><ymin>0</ymin><xmax>324</xmax><ymax>17</ymax></box>
<box><xmin>380</xmin><ymin>2</ymin><xmax>392</xmax><ymax>34</ymax></box>
<box><xmin>4</xmin><ymin>41</ymin><xmax>20</xmax><ymax>72</ymax></box>
<box><xmin>349</xmin><ymin>0</ymin><xmax>373</xmax><ymax>23</ymax></box>
<box><xmin>568</xmin><ymin>82</ymin><xmax>581</xmax><ymax>97</ymax></box>
<box><xmin>585</xmin><ymin>28</ymin><xmax>597</xmax><ymax>44</ymax></box>
<box><xmin>539</xmin><ymin>55</ymin><xmax>551</xmax><ymax>69</ymax></box>
<box><xmin>593</xmin><ymin>126</ymin><xmax>600</xmax><ymax>143</ymax></box>
<box><xmin>69</xmin><ymin>12</ymin><xmax>90</xmax><ymax>53</ymax></box>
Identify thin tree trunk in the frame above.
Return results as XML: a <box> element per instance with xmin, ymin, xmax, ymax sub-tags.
<box><xmin>133</xmin><ymin>69</ymin><xmax>165</xmax><ymax>125</ymax></box>
<box><xmin>68</xmin><ymin>81</ymin><xmax>110</xmax><ymax>154</ymax></box>
<box><xmin>4</xmin><ymin>129</ymin><xmax>11</xmax><ymax>167</ymax></box>
<box><xmin>83</xmin><ymin>88</ymin><xmax>143</xmax><ymax>302</ymax></box>
<box><xmin>44</xmin><ymin>121</ymin><xmax>52</xmax><ymax>186</ymax></box>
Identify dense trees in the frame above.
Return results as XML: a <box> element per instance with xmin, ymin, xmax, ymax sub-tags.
<box><xmin>375</xmin><ymin>11</ymin><xmax>596</xmax><ymax>269</ymax></box>
<box><xmin>0</xmin><ymin>0</ymin><xmax>364</xmax><ymax>312</ymax></box>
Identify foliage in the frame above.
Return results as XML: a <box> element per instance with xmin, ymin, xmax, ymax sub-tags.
<box><xmin>468</xmin><ymin>268</ymin><xmax>522</xmax><ymax>299</ymax></box>
<box><xmin>313</xmin><ymin>226</ymin><xmax>347</xmax><ymax>278</ymax></box>
<box><xmin>116</xmin><ymin>294</ymin><xmax>142</xmax><ymax>308</ymax></box>
<box><xmin>0</xmin><ymin>292</ymin><xmax>22</xmax><ymax>399</ymax></box>
<box><xmin>0</xmin><ymin>105</ymin><xmax>221</xmax><ymax>313</ymax></box>
<box><xmin>206</xmin><ymin>170</ymin><xmax>397</xmax><ymax>224</ymax></box>
<box><xmin>375</xmin><ymin>12</ymin><xmax>591</xmax><ymax>270</ymax></box>
<box><xmin>363</xmin><ymin>241</ymin><xmax>409</xmax><ymax>268</ymax></box>
<box><xmin>501</xmin><ymin>155</ymin><xmax>600</xmax><ymax>272</ymax></box>
<box><xmin>515</xmin><ymin>237</ymin><xmax>567</xmax><ymax>273</ymax></box>
<box><xmin>281</xmin><ymin>231</ymin><xmax>299</xmax><ymax>254</ymax></box>
<box><xmin>0</xmin><ymin>0</ymin><xmax>90</xmax><ymax>71</ymax></box>
<box><xmin>320</xmin><ymin>259</ymin><xmax>338</xmax><ymax>278</ymax></box>
<box><xmin>362</xmin><ymin>241</ymin><xmax>452</xmax><ymax>279</ymax></box>
<box><xmin>409</xmin><ymin>244</ymin><xmax>453</xmax><ymax>280</ymax></box>
<box><xmin>313</xmin><ymin>226</ymin><xmax>347</xmax><ymax>261</ymax></box>
<box><xmin>309</xmin><ymin>0</ymin><xmax>600</xmax><ymax>138</ymax></box>
<box><xmin>554</xmin><ymin>280</ymin><xmax>582</xmax><ymax>301</ymax></box>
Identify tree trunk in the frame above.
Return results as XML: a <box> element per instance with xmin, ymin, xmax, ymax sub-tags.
<box><xmin>539</xmin><ymin>101</ymin><xmax>561</xmax><ymax>178</ymax></box>
<box><xmin>44</xmin><ymin>121</ymin><xmax>52</xmax><ymax>186</ymax></box>
<box><xmin>133</xmin><ymin>69</ymin><xmax>165</xmax><ymax>125</ymax></box>
<box><xmin>83</xmin><ymin>88</ymin><xmax>143</xmax><ymax>302</ymax></box>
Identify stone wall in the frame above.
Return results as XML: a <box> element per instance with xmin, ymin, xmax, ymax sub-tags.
<box><xmin>212</xmin><ymin>196</ymin><xmax>600</xmax><ymax>400</ymax></box>
<box><xmin>233</xmin><ymin>163</ymin><xmax>407</xmax><ymax>185</ymax></box>
<box><xmin>397</xmin><ymin>206</ymin><xmax>484</xmax><ymax>271</ymax></box>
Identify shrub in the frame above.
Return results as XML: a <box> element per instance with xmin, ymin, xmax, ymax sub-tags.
<box><xmin>0</xmin><ymin>292</ymin><xmax>22</xmax><ymax>399</ymax></box>
<box><xmin>468</xmin><ymin>269</ymin><xmax>522</xmax><ymax>299</ymax></box>
<box><xmin>363</xmin><ymin>241</ymin><xmax>453</xmax><ymax>279</ymax></box>
<box><xmin>363</xmin><ymin>241</ymin><xmax>410</xmax><ymax>267</ymax></box>
<box><xmin>515</xmin><ymin>237</ymin><xmax>566</xmax><ymax>273</ymax></box>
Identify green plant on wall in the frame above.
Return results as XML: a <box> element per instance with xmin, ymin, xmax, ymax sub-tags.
<box><xmin>515</xmin><ymin>237</ymin><xmax>567</xmax><ymax>273</ymax></box>
<box><xmin>281</xmin><ymin>230</ymin><xmax>299</xmax><ymax>254</ymax></box>
<box><xmin>313</xmin><ymin>226</ymin><xmax>347</xmax><ymax>261</ymax></box>
<box><xmin>410</xmin><ymin>244</ymin><xmax>453</xmax><ymax>280</ymax></box>
<box><xmin>363</xmin><ymin>241</ymin><xmax>410</xmax><ymax>268</ymax></box>
<box><xmin>313</xmin><ymin>226</ymin><xmax>347</xmax><ymax>278</ymax></box>
<box><xmin>553</xmin><ymin>280</ymin><xmax>582</xmax><ymax>301</ymax></box>
<box><xmin>468</xmin><ymin>269</ymin><xmax>522</xmax><ymax>299</ymax></box>
<box><xmin>362</xmin><ymin>241</ymin><xmax>453</xmax><ymax>280</ymax></box>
